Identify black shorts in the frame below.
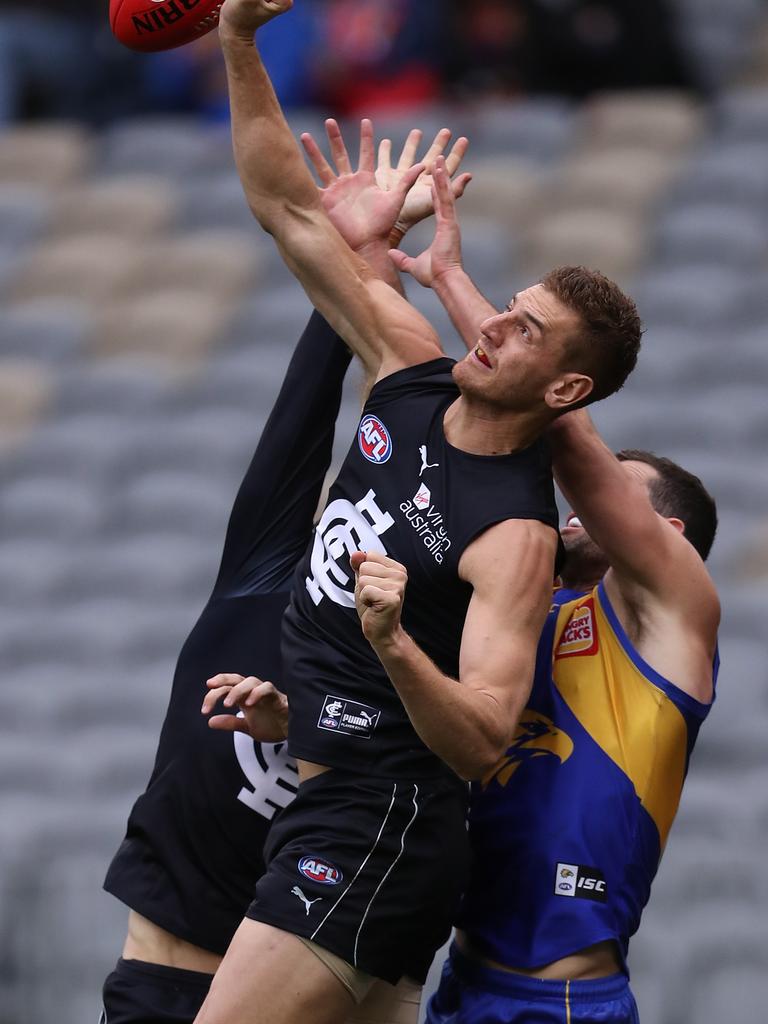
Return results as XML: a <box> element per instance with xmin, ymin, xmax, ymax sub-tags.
<box><xmin>245</xmin><ymin>770</ymin><xmax>470</xmax><ymax>985</ymax></box>
<box><xmin>101</xmin><ymin>958</ymin><xmax>212</xmax><ymax>1024</ymax></box>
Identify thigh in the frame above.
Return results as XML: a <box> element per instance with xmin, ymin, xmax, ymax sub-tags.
<box><xmin>102</xmin><ymin>958</ymin><xmax>212</xmax><ymax>1024</ymax></box>
<box><xmin>194</xmin><ymin>919</ymin><xmax>354</xmax><ymax>1024</ymax></box>
<box><xmin>347</xmin><ymin>978</ymin><xmax>422</xmax><ymax>1024</ymax></box>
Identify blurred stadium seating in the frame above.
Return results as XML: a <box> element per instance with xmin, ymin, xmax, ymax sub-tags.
<box><xmin>1</xmin><ymin>3</ymin><xmax>767</xmax><ymax>1023</ymax></box>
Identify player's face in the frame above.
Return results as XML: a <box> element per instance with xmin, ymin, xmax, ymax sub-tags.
<box><xmin>453</xmin><ymin>285</ymin><xmax>585</xmax><ymax>412</ymax></box>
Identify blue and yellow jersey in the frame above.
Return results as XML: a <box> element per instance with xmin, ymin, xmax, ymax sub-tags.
<box><xmin>459</xmin><ymin>581</ymin><xmax>718</xmax><ymax>970</ymax></box>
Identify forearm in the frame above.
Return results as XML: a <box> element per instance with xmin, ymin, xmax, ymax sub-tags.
<box><xmin>373</xmin><ymin>629</ymin><xmax>513</xmax><ymax>780</ymax></box>
<box><xmin>433</xmin><ymin>268</ymin><xmax>497</xmax><ymax>350</ymax></box>
<box><xmin>549</xmin><ymin>411</ymin><xmax>624</xmax><ymax>513</ymax></box>
<box><xmin>221</xmin><ymin>29</ymin><xmax>320</xmax><ymax>231</ymax></box>
<box><xmin>357</xmin><ymin>241</ymin><xmax>406</xmax><ymax>298</ymax></box>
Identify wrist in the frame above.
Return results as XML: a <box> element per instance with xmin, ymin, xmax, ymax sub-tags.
<box><xmin>371</xmin><ymin>624</ymin><xmax>410</xmax><ymax>659</ymax></box>
<box><xmin>432</xmin><ymin>263</ymin><xmax>467</xmax><ymax>292</ymax></box>
<box><xmin>388</xmin><ymin>221</ymin><xmax>409</xmax><ymax>249</ymax></box>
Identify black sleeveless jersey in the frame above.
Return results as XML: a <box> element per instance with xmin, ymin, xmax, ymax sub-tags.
<box><xmin>103</xmin><ymin>314</ymin><xmax>351</xmax><ymax>954</ymax></box>
<box><xmin>283</xmin><ymin>358</ymin><xmax>561</xmax><ymax>779</ymax></box>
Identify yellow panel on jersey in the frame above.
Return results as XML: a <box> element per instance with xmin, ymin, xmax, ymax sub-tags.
<box><xmin>552</xmin><ymin>584</ymin><xmax>689</xmax><ymax>847</ymax></box>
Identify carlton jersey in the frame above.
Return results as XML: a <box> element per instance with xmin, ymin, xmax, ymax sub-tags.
<box><xmin>283</xmin><ymin>357</ymin><xmax>561</xmax><ymax>779</ymax></box>
<box><xmin>459</xmin><ymin>582</ymin><xmax>718</xmax><ymax>970</ymax></box>
<box><xmin>104</xmin><ymin>314</ymin><xmax>351</xmax><ymax>954</ymax></box>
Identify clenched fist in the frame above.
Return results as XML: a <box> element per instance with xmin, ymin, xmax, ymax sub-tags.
<box><xmin>351</xmin><ymin>550</ymin><xmax>408</xmax><ymax>648</ymax></box>
<box><xmin>221</xmin><ymin>0</ymin><xmax>293</xmax><ymax>38</ymax></box>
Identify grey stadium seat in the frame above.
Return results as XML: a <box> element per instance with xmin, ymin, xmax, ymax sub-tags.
<box><xmin>54</xmin><ymin>358</ymin><xmax>182</xmax><ymax>417</ymax></box>
<box><xmin>0</xmin><ymin>538</ymin><xmax>78</xmax><ymax>608</ymax></box>
<box><xmin>0</xmin><ymin>474</ymin><xmax>104</xmax><ymax>541</ymax></box>
<box><xmin>631</xmin><ymin>266</ymin><xmax>762</xmax><ymax>332</ymax></box>
<box><xmin>0</xmin><ymin>300</ymin><xmax>92</xmax><ymax>363</ymax></box>
<box><xmin>471</xmin><ymin>98</ymin><xmax>576</xmax><ymax>164</ymax></box>
<box><xmin>65</xmin><ymin>534</ymin><xmax>218</xmax><ymax>603</ymax></box>
<box><xmin>653</xmin><ymin>202</ymin><xmax>768</xmax><ymax>270</ymax></box>
<box><xmin>0</xmin><ymin>185</ymin><xmax>52</xmax><ymax>247</ymax></box>
<box><xmin>674</xmin><ymin>142</ymin><xmax>768</xmax><ymax>210</ymax></box>
<box><xmin>98</xmin><ymin>117</ymin><xmax>233</xmax><ymax>178</ymax></box>
<box><xmin>225</xmin><ymin>284</ymin><xmax>317</xmax><ymax>352</ymax></box>
<box><xmin>714</xmin><ymin>85</ymin><xmax>768</xmax><ymax>141</ymax></box>
<box><xmin>109</xmin><ymin>469</ymin><xmax>235</xmax><ymax>539</ymax></box>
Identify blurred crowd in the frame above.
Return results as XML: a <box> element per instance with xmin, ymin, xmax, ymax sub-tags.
<box><xmin>0</xmin><ymin>0</ymin><xmax>697</xmax><ymax>125</ymax></box>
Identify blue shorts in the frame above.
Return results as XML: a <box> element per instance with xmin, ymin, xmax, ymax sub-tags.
<box><xmin>426</xmin><ymin>944</ymin><xmax>639</xmax><ymax>1024</ymax></box>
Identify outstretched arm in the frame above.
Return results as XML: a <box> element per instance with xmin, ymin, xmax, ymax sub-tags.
<box><xmin>219</xmin><ymin>0</ymin><xmax>441</xmax><ymax>378</ymax></box>
<box><xmin>549</xmin><ymin>410</ymin><xmax>719</xmax><ymax>700</ymax></box>
<box><xmin>390</xmin><ymin>156</ymin><xmax>498</xmax><ymax>349</ymax></box>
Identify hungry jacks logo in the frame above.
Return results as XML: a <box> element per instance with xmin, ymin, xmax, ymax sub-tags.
<box><xmin>555</xmin><ymin>598</ymin><xmax>599</xmax><ymax>659</ymax></box>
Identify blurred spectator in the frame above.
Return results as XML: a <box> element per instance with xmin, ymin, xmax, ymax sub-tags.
<box><xmin>447</xmin><ymin>0</ymin><xmax>697</xmax><ymax>100</ymax></box>
<box><xmin>142</xmin><ymin>2</ymin><xmax>322</xmax><ymax>120</ymax></box>
<box><xmin>0</xmin><ymin>0</ymin><xmax>142</xmax><ymax>124</ymax></box>
<box><xmin>313</xmin><ymin>0</ymin><xmax>448</xmax><ymax>116</ymax></box>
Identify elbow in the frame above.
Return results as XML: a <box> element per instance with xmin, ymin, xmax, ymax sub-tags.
<box><xmin>453</xmin><ymin>734</ymin><xmax>509</xmax><ymax>783</ymax></box>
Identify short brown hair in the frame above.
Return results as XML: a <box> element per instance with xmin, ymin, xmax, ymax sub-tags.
<box><xmin>617</xmin><ymin>449</ymin><xmax>718</xmax><ymax>560</ymax></box>
<box><xmin>541</xmin><ymin>266</ymin><xmax>643</xmax><ymax>408</ymax></box>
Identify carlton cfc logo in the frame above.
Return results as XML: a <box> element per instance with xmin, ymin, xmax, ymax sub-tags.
<box><xmin>358</xmin><ymin>415</ymin><xmax>393</xmax><ymax>464</ymax></box>
<box><xmin>298</xmin><ymin>856</ymin><xmax>343</xmax><ymax>886</ymax></box>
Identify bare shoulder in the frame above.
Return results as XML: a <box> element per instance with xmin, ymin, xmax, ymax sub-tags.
<box><xmin>608</xmin><ymin>531</ymin><xmax>720</xmax><ymax>703</ymax></box>
<box><xmin>459</xmin><ymin>518</ymin><xmax>558</xmax><ymax>590</ymax></box>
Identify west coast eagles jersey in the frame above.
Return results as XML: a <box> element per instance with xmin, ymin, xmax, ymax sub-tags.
<box><xmin>459</xmin><ymin>582</ymin><xmax>717</xmax><ymax>969</ymax></box>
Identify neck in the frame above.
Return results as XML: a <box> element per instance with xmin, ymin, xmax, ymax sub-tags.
<box><xmin>559</xmin><ymin>571</ymin><xmax>602</xmax><ymax>593</ymax></box>
<box><xmin>443</xmin><ymin>397</ymin><xmax>549</xmax><ymax>455</ymax></box>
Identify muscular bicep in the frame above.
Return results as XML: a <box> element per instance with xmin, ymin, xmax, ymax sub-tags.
<box><xmin>458</xmin><ymin>520</ymin><xmax>557</xmax><ymax>737</ymax></box>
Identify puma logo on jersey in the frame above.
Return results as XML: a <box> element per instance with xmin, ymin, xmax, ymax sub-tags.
<box><xmin>418</xmin><ymin>445</ymin><xmax>439</xmax><ymax>476</ymax></box>
<box><xmin>291</xmin><ymin>886</ymin><xmax>323</xmax><ymax>915</ymax></box>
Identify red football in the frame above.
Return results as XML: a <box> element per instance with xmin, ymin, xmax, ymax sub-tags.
<box><xmin>110</xmin><ymin>0</ymin><xmax>225</xmax><ymax>53</ymax></box>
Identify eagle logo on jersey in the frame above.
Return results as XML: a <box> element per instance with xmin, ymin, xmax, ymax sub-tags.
<box><xmin>481</xmin><ymin>710</ymin><xmax>574</xmax><ymax>789</ymax></box>
<box><xmin>358</xmin><ymin>414</ymin><xmax>393</xmax><ymax>464</ymax></box>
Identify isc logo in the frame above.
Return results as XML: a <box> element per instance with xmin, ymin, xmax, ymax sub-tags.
<box><xmin>358</xmin><ymin>415</ymin><xmax>393</xmax><ymax>464</ymax></box>
<box><xmin>555</xmin><ymin>862</ymin><xmax>607</xmax><ymax>903</ymax></box>
<box><xmin>298</xmin><ymin>856</ymin><xmax>343</xmax><ymax>886</ymax></box>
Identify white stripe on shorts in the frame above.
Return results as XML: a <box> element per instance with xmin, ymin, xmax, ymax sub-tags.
<box><xmin>311</xmin><ymin>782</ymin><xmax>398</xmax><ymax>942</ymax></box>
<box><xmin>353</xmin><ymin>783</ymin><xmax>419</xmax><ymax>966</ymax></box>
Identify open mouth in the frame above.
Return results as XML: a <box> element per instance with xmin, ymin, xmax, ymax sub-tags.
<box><xmin>563</xmin><ymin>513</ymin><xmax>583</xmax><ymax>530</ymax></box>
<box><xmin>474</xmin><ymin>344</ymin><xmax>492</xmax><ymax>369</ymax></box>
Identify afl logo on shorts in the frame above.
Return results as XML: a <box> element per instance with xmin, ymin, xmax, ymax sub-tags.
<box><xmin>298</xmin><ymin>856</ymin><xmax>343</xmax><ymax>886</ymax></box>
<box><xmin>358</xmin><ymin>415</ymin><xmax>393</xmax><ymax>464</ymax></box>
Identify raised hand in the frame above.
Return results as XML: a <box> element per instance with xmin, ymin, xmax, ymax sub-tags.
<box><xmin>389</xmin><ymin>155</ymin><xmax>464</xmax><ymax>289</ymax></box>
<box><xmin>220</xmin><ymin>0</ymin><xmax>293</xmax><ymax>38</ymax></box>
<box><xmin>377</xmin><ymin>128</ymin><xmax>472</xmax><ymax>242</ymax></box>
<box><xmin>351</xmin><ymin>550</ymin><xmax>408</xmax><ymax>648</ymax></box>
<box><xmin>301</xmin><ymin>118</ymin><xmax>424</xmax><ymax>255</ymax></box>
<box><xmin>202</xmin><ymin>673</ymin><xmax>289</xmax><ymax>742</ymax></box>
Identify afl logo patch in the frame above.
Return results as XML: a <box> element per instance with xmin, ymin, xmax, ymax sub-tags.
<box><xmin>298</xmin><ymin>856</ymin><xmax>343</xmax><ymax>886</ymax></box>
<box><xmin>358</xmin><ymin>415</ymin><xmax>393</xmax><ymax>464</ymax></box>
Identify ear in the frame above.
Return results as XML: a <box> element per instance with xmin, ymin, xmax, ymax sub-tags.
<box><xmin>545</xmin><ymin>373</ymin><xmax>593</xmax><ymax>412</ymax></box>
<box><xmin>666</xmin><ymin>517</ymin><xmax>685</xmax><ymax>536</ymax></box>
